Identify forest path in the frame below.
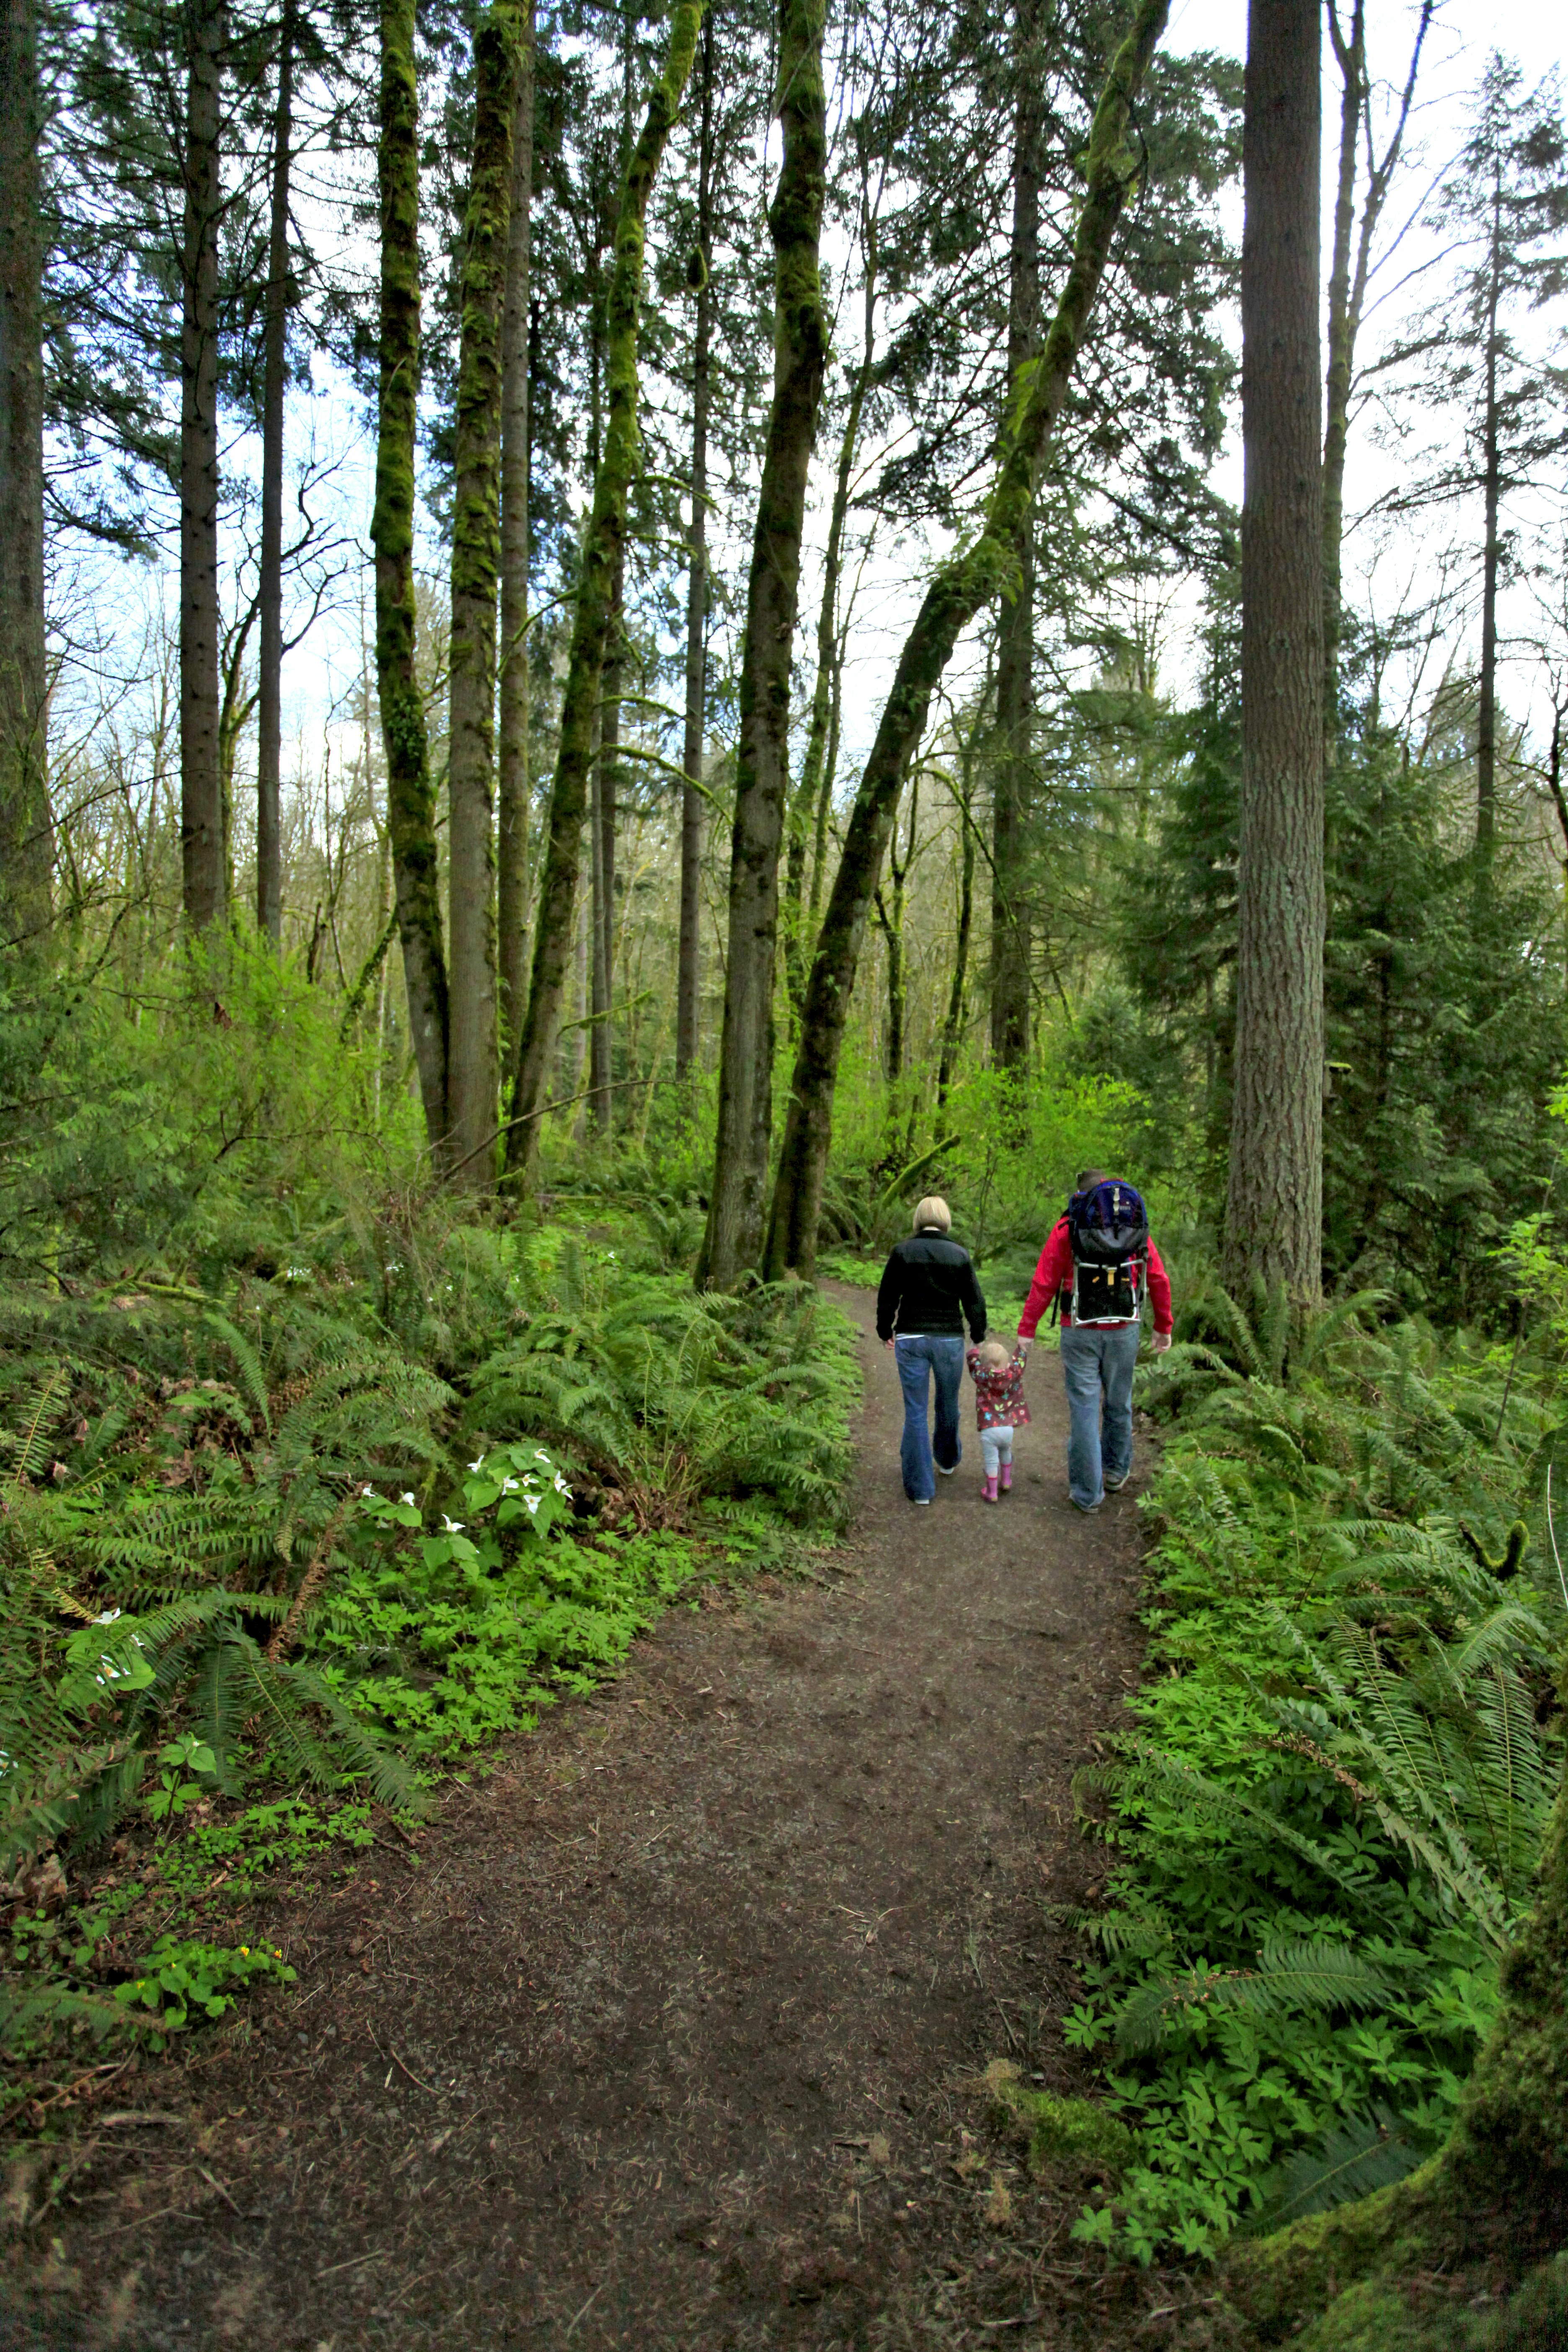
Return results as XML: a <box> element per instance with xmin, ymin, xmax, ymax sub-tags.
<box><xmin>26</xmin><ymin>1287</ymin><xmax>1177</xmax><ymax>2352</ymax></box>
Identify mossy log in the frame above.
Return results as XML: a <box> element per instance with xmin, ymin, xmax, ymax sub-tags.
<box><xmin>374</xmin><ymin>0</ymin><xmax>449</xmax><ymax>1154</ymax></box>
<box><xmin>503</xmin><ymin>0</ymin><xmax>703</xmax><ymax>1186</ymax></box>
<box><xmin>761</xmin><ymin>0</ymin><xmax>1169</xmax><ymax>1280</ymax></box>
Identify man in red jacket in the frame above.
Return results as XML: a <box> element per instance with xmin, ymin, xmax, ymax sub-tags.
<box><xmin>1017</xmin><ymin>1168</ymin><xmax>1173</xmax><ymax>1512</ymax></box>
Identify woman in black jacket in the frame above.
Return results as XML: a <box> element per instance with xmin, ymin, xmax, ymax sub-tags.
<box><xmin>874</xmin><ymin>1197</ymin><xmax>988</xmax><ymax>1504</ymax></box>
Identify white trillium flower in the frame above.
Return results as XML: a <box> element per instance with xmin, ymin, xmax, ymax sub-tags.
<box><xmin>501</xmin><ymin>1477</ymin><xmax>520</xmax><ymax>1493</ymax></box>
<box><xmin>524</xmin><ymin>1494</ymin><xmax>541</xmax><ymax>1515</ymax></box>
<box><xmin>441</xmin><ymin>1515</ymin><xmax>465</xmax><ymax>1534</ymax></box>
<box><xmin>534</xmin><ymin>1450</ymin><xmax>551</xmax><ymax>1463</ymax></box>
<box><xmin>93</xmin><ymin>1607</ymin><xmax>122</xmax><ymax>1626</ymax></box>
<box><xmin>400</xmin><ymin>1492</ymin><xmax>416</xmax><ymax>1506</ymax></box>
<box><xmin>552</xmin><ymin>1473</ymin><xmax>571</xmax><ymax>1495</ymax></box>
<box><xmin>468</xmin><ymin>1457</ymin><xmax>485</xmax><ymax>1473</ymax></box>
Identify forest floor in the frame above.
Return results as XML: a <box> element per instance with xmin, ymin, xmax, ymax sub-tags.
<box><xmin>4</xmin><ymin>1286</ymin><xmax>1222</xmax><ymax>2352</ymax></box>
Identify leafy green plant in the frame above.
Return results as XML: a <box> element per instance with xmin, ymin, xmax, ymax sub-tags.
<box><xmin>113</xmin><ymin>1932</ymin><xmax>294</xmax><ymax>2038</ymax></box>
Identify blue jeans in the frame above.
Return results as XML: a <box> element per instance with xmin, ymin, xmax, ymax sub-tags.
<box><xmin>894</xmin><ymin>1334</ymin><xmax>966</xmax><ymax>1501</ymax></box>
<box><xmin>1059</xmin><ymin>1322</ymin><xmax>1142</xmax><ymax>1508</ymax></box>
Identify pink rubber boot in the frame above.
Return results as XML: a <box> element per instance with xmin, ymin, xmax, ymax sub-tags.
<box><xmin>1000</xmin><ymin>1463</ymin><xmax>1012</xmax><ymax>1492</ymax></box>
<box><xmin>982</xmin><ymin>1474</ymin><xmax>999</xmax><ymax>1504</ymax></box>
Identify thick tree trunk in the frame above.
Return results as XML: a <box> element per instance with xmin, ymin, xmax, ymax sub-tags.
<box><xmin>761</xmin><ymin>0</ymin><xmax>1168</xmax><ymax>1281</ymax></box>
<box><xmin>590</xmin><ymin>576</ymin><xmax>621</xmax><ymax>1129</ymax></box>
<box><xmin>181</xmin><ymin>0</ymin><xmax>225</xmax><ymax>931</ymax></box>
<box><xmin>1221</xmin><ymin>0</ymin><xmax>1325</xmax><ymax>1308</ymax></box>
<box><xmin>497</xmin><ymin>0</ymin><xmax>535</xmax><ymax>1052</ymax></box>
<box><xmin>0</xmin><ymin>0</ymin><xmax>49</xmax><ymax>954</ymax></box>
<box><xmin>990</xmin><ymin>0</ymin><xmax>1042</xmax><ymax>1072</ymax></box>
<box><xmin>373</xmin><ymin>0</ymin><xmax>449</xmax><ymax>1152</ymax></box>
<box><xmin>504</xmin><ymin>0</ymin><xmax>703</xmax><ymax>1186</ymax></box>
<box><xmin>695</xmin><ymin>0</ymin><xmax>829</xmax><ymax>1290</ymax></box>
<box><xmin>675</xmin><ymin>6</ymin><xmax>714</xmax><ymax>1085</ymax></box>
<box><xmin>446</xmin><ymin>0</ymin><xmax>518</xmax><ymax>1186</ymax></box>
<box><xmin>255</xmin><ymin>0</ymin><xmax>293</xmax><ymax>944</ymax></box>
<box><xmin>1476</xmin><ymin>168</ymin><xmax>1503</xmax><ymax>860</ymax></box>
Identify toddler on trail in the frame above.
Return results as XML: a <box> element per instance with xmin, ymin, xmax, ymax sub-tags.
<box><xmin>966</xmin><ymin>1338</ymin><xmax>1031</xmax><ymax>1504</ymax></box>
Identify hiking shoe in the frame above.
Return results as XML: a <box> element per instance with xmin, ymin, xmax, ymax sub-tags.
<box><xmin>936</xmin><ymin>1463</ymin><xmax>957</xmax><ymax>1477</ymax></box>
<box><xmin>1070</xmin><ymin>1495</ymin><xmax>1101</xmax><ymax>1514</ymax></box>
<box><xmin>911</xmin><ymin>1496</ymin><xmax>931</xmax><ymax>1506</ymax></box>
<box><xmin>1104</xmin><ymin>1470</ymin><xmax>1130</xmax><ymax>1492</ymax></box>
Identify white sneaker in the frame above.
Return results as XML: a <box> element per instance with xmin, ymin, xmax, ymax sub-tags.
<box><xmin>1105</xmin><ymin>1471</ymin><xmax>1130</xmax><ymax>1492</ymax></box>
<box><xmin>936</xmin><ymin>1464</ymin><xmax>957</xmax><ymax>1477</ymax></box>
<box><xmin>912</xmin><ymin>1496</ymin><xmax>931</xmax><ymax>1506</ymax></box>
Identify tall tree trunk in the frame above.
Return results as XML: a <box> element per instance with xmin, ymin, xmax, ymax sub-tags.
<box><xmin>255</xmin><ymin>0</ymin><xmax>293</xmax><ymax>944</ymax></box>
<box><xmin>990</xmin><ymin>0</ymin><xmax>1042</xmax><ymax>1071</ymax></box>
<box><xmin>447</xmin><ymin>0</ymin><xmax>518</xmax><ymax>1186</ymax></box>
<box><xmin>695</xmin><ymin>0</ymin><xmax>829</xmax><ymax>1290</ymax></box>
<box><xmin>785</xmin><ymin>169</ymin><xmax>879</xmax><ymax>1015</ymax></box>
<box><xmin>373</xmin><ymin>0</ymin><xmax>449</xmax><ymax>1151</ymax></box>
<box><xmin>1322</xmin><ymin>0</ymin><xmax>1430</xmax><ymax>738</ymax></box>
<box><xmin>1476</xmin><ymin>163</ymin><xmax>1503</xmax><ymax>860</ymax></box>
<box><xmin>497</xmin><ymin>0</ymin><xmax>535</xmax><ymax>1051</ymax></box>
<box><xmin>181</xmin><ymin>0</ymin><xmax>225</xmax><ymax>931</ymax></box>
<box><xmin>504</xmin><ymin>0</ymin><xmax>704</xmax><ymax>1186</ymax></box>
<box><xmin>1221</xmin><ymin>0</ymin><xmax>1325</xmax><ymax>1308</ymax></box>
<box><xmin>761</xmin><ymin>0</ymin><xmax>1168</xmax><ymax>1282</ymax></box>
<box><xmin>0</xmin><ymin>0</ymin><xmax>49</xmax><ymax>954</ymax></box>
<box><xmin>590</xmin><ymin>574</ymin><xmax>621</xmax><ymax>1128</ymax></box>
<box><xmin>676</xmin><ymin>5</ymin><xmax>714</xmax><ymax>1085</ymax></box>
<box><xmin>937</xmin><ymin>771</ymin><xmax>976</xmax><ymax>1111</ymax></box>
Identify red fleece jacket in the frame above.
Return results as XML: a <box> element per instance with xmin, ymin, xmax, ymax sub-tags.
<box><xmin>1017</xmin><ymin>1218</ymin><xmax>1173</xmax><ymax>1339</ymax></box>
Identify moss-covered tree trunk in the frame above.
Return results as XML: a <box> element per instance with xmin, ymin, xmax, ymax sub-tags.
<box><xmin>695</xmin><ymin>0</ymin><xmax>829</xmax><ymax>1291</ymax></box>
<box><xmin>255</xmin><ymin>0</ymin><xmax>294</xmax><ymax>945</ymax></box>
<box><xmin>180</xmin><ymin>0</ymin><xmax>226</xmax><ymax>931</ymax></box>
<box><xmin>373</xmin><ymin>0</ymin><xmax>449</xmax><ymax>1154</ymax></box>
<box><xmin>761</xmin><ymin>0</ymin><xmax>1169</xmax><ymax>1281</ymax></box>
<box><xmin>447</xmin><ymin>0</ymin><xmax>518</xmax><ymax>1187</ymax></box>
<box><xmin>504</xmin><ymin>0</ymin><xmax>704</xmax><ymax>1187</ymax></box>
<box><xmin>781</xmin><ymin>206</ymin><xmax>876</xmax><ymax>1023</ymax></box>
<box><xmin>675</xmin><ymin>4</ymin><xmax>714</xmax><ymax>1086</ymax></box>
<box><xmin>589</xmin><ymin>573</ymin><xmax>621</xmax><ymax>1133</ymax></box>
<box><xmin>0</xmin><ymin>0</ymin><xmax>49</xmax><ymax>956</ymax></box>
<box><xmin>990</xmin><ymin>0</ymin><xmax>1044</xmax><ymax>1074</ymax></box>
<box><xmin>497</xmin><ymin>0</ymin><xmax>535</xmax><ymax>1054</ymax></box>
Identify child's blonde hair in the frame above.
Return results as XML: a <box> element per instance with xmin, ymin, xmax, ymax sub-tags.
<box><xmin>976</xmin><ymin>1338</ymin><xmax>1011</xmax><ymax>1372</ymax></box>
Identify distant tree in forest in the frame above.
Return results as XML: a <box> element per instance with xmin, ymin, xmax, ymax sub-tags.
<box><xmin>0</xmin><ymin>0</ymin><xmax>49</xmax><ymax>955</ymax></box>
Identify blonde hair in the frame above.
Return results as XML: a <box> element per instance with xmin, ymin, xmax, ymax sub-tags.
<box><xmin>976</xmin><ymin>1338</ymin><xmax>1011</xmax><ymax>1372</ymax></box>
<box><xmin>912</xmin><ymin>1196</ymin><xmax>951</xmax><ymax>1234</ymax></box>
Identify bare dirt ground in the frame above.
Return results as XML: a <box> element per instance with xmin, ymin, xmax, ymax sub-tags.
<box><xmin>3</xmin><ymin>1286</ymin><xmax>1218</xmax><ymax>2352</ymax></box>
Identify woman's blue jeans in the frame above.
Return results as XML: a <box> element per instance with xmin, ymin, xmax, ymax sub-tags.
<box><xmin>894</xmin><ymin>1334</ymin><xmax>966</xmax><ymax>1501</ymax></box>
<box><xmin>1059</xmin><ymin>1322</ymin><xmax>1141</xmax><ymax>1508</ymax></box>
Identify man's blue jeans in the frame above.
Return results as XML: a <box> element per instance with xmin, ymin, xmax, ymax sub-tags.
<box><xmin>894</xmin><ymin>1334</ymin><xmax>966</xmax><ymax>1501</ymax></box>
<box><xmin>1059</xmin><ymin>1322</ymin><xmax>1142</xmax><ymax>1509</ymax></box>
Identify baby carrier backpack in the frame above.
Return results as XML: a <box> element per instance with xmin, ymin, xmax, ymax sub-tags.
<box><xmin>1061</xmin><ymin>1178</ymin><xmax>1149</xmax><ymax>1325</ymax></box>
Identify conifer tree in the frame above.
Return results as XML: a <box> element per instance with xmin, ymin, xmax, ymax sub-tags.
<box><xmin>0</xmin><ymin>0</ymin><xmax>49</xmax><ymax>955</ymax></box>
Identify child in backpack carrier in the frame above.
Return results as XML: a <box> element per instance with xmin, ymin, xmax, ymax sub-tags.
<box><xmin>966</xmin><ymin>1337</ymin><xmax>1032</xmax><ymax>1504</ymax></box>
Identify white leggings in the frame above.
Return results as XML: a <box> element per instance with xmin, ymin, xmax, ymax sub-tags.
<box><xmin>980</xmin><ymin>1426</ymin><xmax>1014</xmax><ymax>1478</ymax></box>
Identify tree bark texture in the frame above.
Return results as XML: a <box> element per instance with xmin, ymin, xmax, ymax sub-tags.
<box><xmin>498</xmin><ymin>0</ymin><xmax>535</xmax><ymax>1051</ymax></box>
<box><xmin>676</xmin><ymin>5</ymin><xmax>714</xmax><ymax>1085</ymax></box>
<box><xmin>784</xmin><ymin>217</ymin><xmax>876</xmax><ymax>1018</ymax></box>
<box><xmin>990</xmin><ymin>0</ymin><xmax>1043</xmax><ymax>1071</ymax></box>
<box><xmin>181</xmin><ymin>0</ymin><xmax>225</xmax><ymax>930</ymax></box>
<box><xmin>447</xmin><ymin>0</ymin><xmax>518</xmax><ymax>1186</ymax></box>
<box><xmin>938</xmin><ymin>769</ymin><xmax>977</xmax><ymax>1110</ymax></box>
<box><xmin>504</xmin><ymin>0</ymin><xmax>704</xmax><ymax>1186</ymax></box>
<box><xmin>255</xmin><ymin>0</ymin><xmax>293</xmax><ymax>943</ymax></box>
<box><xmin>590</xmin><ymin>573</ymin><xmax>622</xmax><ymax>1128</ymax></box>
<box><xmin>761</xmin><ymin>0</ymin><xmax>1169</xmax><ymax>1281</ymax></box>
<box><xmin>695</xmin><ymin>0</ymin><xmax>829</xmax><ymax>1290</ymax></box>
<box><xmin>1477</xmin><ymin>165</ymin><xmax>1503</xmax><ymax>858</ymax></box>
<box><xmin>373</xmin><ymin>0</ymin><xmax>449</xmax><ymax>1152</ymax></box>
<box><xmin>1221</xmin><ymin>0</ymin><xmax>1325</xmax><ymax>1308</ymax></box>
<box><xmin>0</xmin><ymin>0</ymin><xmax>49</xmax><ymax>954</ymax></box>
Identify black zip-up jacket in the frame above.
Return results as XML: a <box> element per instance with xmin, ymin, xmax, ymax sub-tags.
<box><xmin>875</xmin><ymin>1229</ymin><xmax>987</xmax><ymax>1343</ymax></box>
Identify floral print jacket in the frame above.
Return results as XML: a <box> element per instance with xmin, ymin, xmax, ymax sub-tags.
<box><xmin>965</xmin><ymin>1348</ymin><xmax>1031</xmax><ymax>1432</ymax></box>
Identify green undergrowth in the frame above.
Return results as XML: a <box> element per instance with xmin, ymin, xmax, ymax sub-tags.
<box><xmin>0</xmin><ymin>1203</ymin><xmax>859</xmax><ymax>2080</ymax></box>
<box><xmin>1057</xmin><ymin>1274</ymin><xmax>1567</xmax><ymax>2268</ymax></box>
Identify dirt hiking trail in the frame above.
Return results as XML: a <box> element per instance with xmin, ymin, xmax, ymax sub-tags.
<box><xmin>7</xmin><ymin>1285</ymin><xmax>1211</xmax><ymax>2352</ymax></box>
